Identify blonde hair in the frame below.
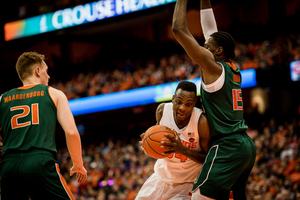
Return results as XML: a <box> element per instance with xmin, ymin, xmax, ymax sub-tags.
<box><xmin>16</xmin><ymin>52</ymin><xmax>45</xmax><ymax>81</ymax></box>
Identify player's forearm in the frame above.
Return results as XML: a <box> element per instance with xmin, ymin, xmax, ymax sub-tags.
<box><xmin>172</xmin><ymin>0</ymin><xmax>188</xmax><ymax>33</ymax></box>
<box><xmin>182</xmin><ymin>147</ymin><xmax>207</xmax><ymax>164</ymax></box>
<box><xmin>65</xmin><ymin>132</ymin><xmax>84</xmax><ymax>167</ymax></box>
<box><xmin>200</xmin><ymin>1</ymin><xmax>217</xmax><ymax>39</ymax></box>
<box><xmin>201</xmin><ymin>0</ymin><xmax>212</xmax><ymax>10</ymax></box>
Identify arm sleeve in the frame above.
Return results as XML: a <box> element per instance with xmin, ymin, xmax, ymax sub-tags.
<box><xmin>201</xmin><ymin>8</ymin><xmax>218</xmax><ymax>40</ymax></box>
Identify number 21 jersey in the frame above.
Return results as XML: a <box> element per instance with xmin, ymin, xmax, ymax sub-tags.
<box><xmin>0</xmin><ymin>84</ymin><xmax>57</xmax><ymax>156</ymax></box>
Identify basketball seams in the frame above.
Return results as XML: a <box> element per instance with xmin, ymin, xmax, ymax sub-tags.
<box><xmin>144</xmin><ymin>138</ymin><xmax>165</xmax><ymax>156</ymax></box>
<box><xmin>143</xmin><ymin>125</ymin><xmax>176</xmax><ymax>159</ymax></box>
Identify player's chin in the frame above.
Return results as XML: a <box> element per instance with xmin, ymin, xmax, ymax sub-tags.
<box><xmin>176</xmin><ymin>113</ymin><xmax>186</xmax><ymax>121</ymax></box>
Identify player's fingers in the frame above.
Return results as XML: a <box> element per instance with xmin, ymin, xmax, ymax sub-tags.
<box><xmin>161</xmin><ymin>143</ymin><xmax>173</xmax><ymax>149</ymax></box>
<box><xmin>170</xmin><ymin>129</ymin><xmax>180</xmax><ymax>140</ymax></box>
<box><xmin>162</xmin><ymin>151</ymin><xmax>173</xmax><ymax>155</ymax></box>
<box><xmin>70</xmin><ymin>167</ymin><xmax>74</xmax><ymax>176</ymax></box>
<box><xmin>140</xmin><ymin>133</ymin><xmax>145</xmax><ymax>139</ymax></box>
<box><xmin>139</xmin><ymin>141</ymin><xmax>144</xmax><ymax>149</ymax></box>
<box><xmin>77</xmin><ymin>173</ymin><xmax>82</xmax><ymax>183</ymax></box>
<box><xmin>78</xmin><ymin>172</ymin><xmax>87</xmax><ymax>183</ymax></box>
<box><xmin>163</xmin><ymin>134</ymin><xmax>172</xmax><ymax>138</ymax></box>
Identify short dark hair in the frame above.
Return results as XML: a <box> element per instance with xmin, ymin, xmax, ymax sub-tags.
<box><xmin>210</xmin><ymin>31</ymin><xmax>235</xmax><ymax>60</ymax></box>
<box><xmin>175</xmin><ymin>81</ymin><xmax>197</xmax><ymax>95</ymax></box>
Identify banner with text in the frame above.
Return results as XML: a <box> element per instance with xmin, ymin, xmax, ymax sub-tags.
<box><xmin>4</xmin><ymin>0</ymin><xmax>176</xmax><ymax>41</ymax></box>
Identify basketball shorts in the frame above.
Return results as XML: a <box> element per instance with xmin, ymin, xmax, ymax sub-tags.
<box><xmin>0</xmin><ymin>149</ymin><xmax>74</xmax><ymax>200</ymax></box>
<box><xmin>136</xmin><ymin>172</ymin><xmax>196</xmax><ymax>200</ymax></box>
<box><xmin>192</xmin><ymin>132</ymin><xmax>256</xmax><ymax>199</ymax></box>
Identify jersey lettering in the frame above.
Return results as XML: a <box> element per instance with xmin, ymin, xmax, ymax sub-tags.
<box><xmin>232</xmin><ymin>89</ymin><xmax>243</xmax><ymax>110</ymax></box>
<box><xmin>167</xmin><ymin>153</ymin><xmax>188</xmax><ymax>162</ymax></box>
<box><xmin>10</xmin><ymin>103</ymin><xmax>39</xmax><ymax>129</ymax></box>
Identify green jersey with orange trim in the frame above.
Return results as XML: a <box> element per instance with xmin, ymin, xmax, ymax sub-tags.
<box><xmin>0</xmin><ymin>84</ymin><xmax>57</xmax><ymax>156</ymax></box>
<box><xmin>200</xmin><ymin>61</ymin><xmax>248</xmax><ymax>140</ymax></box>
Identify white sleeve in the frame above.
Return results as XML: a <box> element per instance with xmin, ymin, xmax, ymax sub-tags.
<box><xmin>0</xmin><ymin>95</ymin><xmax>2</xmax><ymax>103</ymax></box>
<box><xmin>200</xmin><ymin>8</ymin><xmax>218</xmax><ymax>40</ymax></box>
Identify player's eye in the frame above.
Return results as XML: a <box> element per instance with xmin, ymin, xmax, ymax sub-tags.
<box><xmin>175</xmin><ymin>100</ymin><xmax>181</xmax><ymax>104</ymax></box>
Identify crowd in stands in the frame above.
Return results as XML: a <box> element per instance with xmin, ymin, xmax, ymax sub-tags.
<box><xmin>50</xmin><ymin>33</ymin><xmax>300</xmax><ymax>100</ymax></box>
<box><xmin>55</xmin><ymin>115</ymin><xmax>300</xmax><ymax>200</ymax></box>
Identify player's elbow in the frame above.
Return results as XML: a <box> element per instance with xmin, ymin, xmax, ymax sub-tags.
<box><xmin>172</xmin><ymin>24</ymin><xmax>183</xmax><ymax>35</ymax></box>
<box><xmin>172</xmin><ymin>19</ymin><xmax>185</xmax><ymax>32</ymax></box>
<box><xmin>65</xmin><ymin>129</ymin><xmax>80</xmax><ymax>138</ymax></box>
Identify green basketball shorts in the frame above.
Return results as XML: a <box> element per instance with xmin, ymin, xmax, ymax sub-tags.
<box><xmin>0</xmin><ymin>149</ymin><xmax>75</xmax><ymax>200</ymax></box>
<box><xmin>192</xmin><ymin>132</ymin><xmax>256</xmax><ymax>199</ymax></box>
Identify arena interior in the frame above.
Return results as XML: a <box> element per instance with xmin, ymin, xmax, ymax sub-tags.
<box><xmin>1</xmin><ymin>0</ymin><xmax>300</xmax><ymax>199</ymax></box>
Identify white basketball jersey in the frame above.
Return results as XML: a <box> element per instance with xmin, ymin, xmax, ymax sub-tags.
<box><xmin>154</xmin><ymin>102</ymin><xmax>203</xmax><ymax>184</ymax></box>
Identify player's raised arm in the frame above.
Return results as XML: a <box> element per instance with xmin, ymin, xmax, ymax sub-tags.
<box><xmin>172</xmin><ymin>0</ymin><xmax>222</xmax><ymax>84</ymax></box>
<box><xmin>200</xmin><ymin>0</ymin><xmax>218</xmax><ymax>39</ymax></box>
<box><xmin>49</xmin><ymin>87</ymin><xmax>87</xmax><ymax>183</ymax></box>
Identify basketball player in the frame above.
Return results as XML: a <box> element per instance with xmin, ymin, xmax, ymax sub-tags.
<box><xmin>172</xmin><ymin>0</ymin><xmax>256</xmax><ymax>199</ymax></box>
<box><xmin>0</xmin><ymin>52</ymin><xmax>87</xmax><ymax>200</ymax></box>
<box><xmin>136</xmin><ymin>81</ymin><xmax>210</xmax><ymax>200</ymax></box>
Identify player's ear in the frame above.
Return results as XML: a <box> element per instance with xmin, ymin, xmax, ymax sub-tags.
<box><xmin>216</xmin><ymin>46</ymin><xmax>223</xmax><ymax>56</ymax></box>
<box><xmin>35</xmin><ymin>66</ymin><xmax>40</xmax><ymax>76</ymax></box>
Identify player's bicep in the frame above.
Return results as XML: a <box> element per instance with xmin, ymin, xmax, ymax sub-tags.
<box><xmin>54</xmin><ymin>90</ymin><xmax>77</xmax><ymax>133</ymax></box>
<box><xmin>198</xmin><ymin>114</ymin><xmax>210</xmax><ymax>153</ymax></box>
<box><xmin>156</xmin><ymin>103</ymin><xmax>165</xmax><ymax>125</ymax></box>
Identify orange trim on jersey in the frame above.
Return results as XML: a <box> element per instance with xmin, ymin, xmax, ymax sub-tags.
<box><xmin>48</xmin><ymin>87</ymin><xmax>57</xmax><ymax>108</ymax></box>
<box><xmin>226</xmin><ymin>62</ymin><xmax>237</xmax><ymax>70</ymax></box>
<box><xmin>55</xmin><ymin>164</ymin><xmax>75</xmax><ymax>200</ymax></box>
<box><xmin>18</xmin><ymin>84</ymin><xmax>38</xmax><ymax>89</ymax></box>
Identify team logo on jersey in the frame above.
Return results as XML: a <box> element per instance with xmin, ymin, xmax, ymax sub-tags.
<box><xmin>189</xmin><ymin>138</ymin><xmax>195</xmax><ymax>143</ymax></box>
<box><xmin>188</xmin><ymin>132</ymin><xmax>195</xmax><ymax>142</ymax></box>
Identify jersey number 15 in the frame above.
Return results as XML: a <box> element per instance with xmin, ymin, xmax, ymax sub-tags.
<box><xmin>232</xmin><ymin>89</ymin><xmax>243</xmax><ymax>111</ymax></box>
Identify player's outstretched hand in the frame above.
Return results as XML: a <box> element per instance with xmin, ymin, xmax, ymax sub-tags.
<box><xmin>70</xmin><ymin>165</ymin><xmax>87</xmax><ymax>184</ymax></box>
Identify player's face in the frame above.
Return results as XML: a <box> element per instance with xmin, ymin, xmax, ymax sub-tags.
<box><xmin>39</xmin><ymin>61</ymin><xmax>50</xmax><ymax>86</ymax></box>
<box><xmin>204</xmin><ymin>36</ymin><xmax>221</xmax><ymax>58</ymax></box>
<box><xmin>172</xmin><ymin>89</ymin><xmax>196</xmax><ymax>124</ymax></box>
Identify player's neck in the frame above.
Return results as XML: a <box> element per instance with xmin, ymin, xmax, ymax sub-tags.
<box><xmin>22</xmin><ymin>77</ymin><xmax>41</xmax><ymax>87</ymax></box>
<box><xmin>175</xmin><ymin>118</ymin><xmax>190</xmax><ymax>129</ymax></box>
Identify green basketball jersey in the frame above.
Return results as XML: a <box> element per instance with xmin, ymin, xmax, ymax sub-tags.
<box><xmin>200</xmin><ymin>61</ymin><xmax>248</xmax><ymax>139</ymax></box>
<box><xmin>0</xmin><ymin>84</ymin><xmax>57</xmax><ymax>156</ymax></box>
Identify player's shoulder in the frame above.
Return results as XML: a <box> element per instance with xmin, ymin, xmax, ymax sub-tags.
<box><xmin>49</xmin><ymin>86</ymin><xmax>67</xmax><ymax>100</ymax></box>
<box><xmin>156</xmin><ymin>103</ymin><xmax>166</xmax><ymax>113</ymax></box>
<box><xmin>193</xmin><ymin>106</ymin><xmax>203</xmax><ymax>115</ymax></box>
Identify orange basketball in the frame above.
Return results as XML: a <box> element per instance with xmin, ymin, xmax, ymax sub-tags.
<box><xmin>142</xmin><ymin>125</ymin><xmax>176</xmax><ymax>159</ymax></box>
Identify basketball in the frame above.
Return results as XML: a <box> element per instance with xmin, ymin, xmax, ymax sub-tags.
<box><xmin>142</xmin><ymin>125</ymin><xmax>176</xmax><ymax>159</ymax></box>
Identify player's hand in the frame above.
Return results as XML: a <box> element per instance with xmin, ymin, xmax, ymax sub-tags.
<box><xmin>161</xmin><ymin>129</ymin><xmax>185</xmax><ymax>155</ymax></box>
<box><xmin>139</xmin><ymin>133</ymin><xmax>145</xmax><ymax>151</ymax></box>
<box><xmin>70</xmin><ymin>165</ymin><xmax>87</xmax><ymax>184</ymax></box>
